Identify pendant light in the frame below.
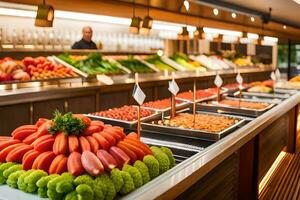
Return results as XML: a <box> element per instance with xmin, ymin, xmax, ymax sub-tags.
<box><xmin>194</xmin><ymin>26</ymin><xmax>204</xmax><ymax>39</ymax></box>
<box><xmin>129</xmin><ymin>0</ymin><xmax>142</xmax><ymax>34</ymax></box>
<box><xmin>35</xmin><ymin>0</ymin><xmax>54</xmax><ymax>27</ymax></box>
<box><xmin>178</xmin><ymin>0</ymin><xmax>190</xmax><ymax>40</ymax></box>
<box><xmin>257</xmin><ymin>23</ymin><xmax>265</xmax><ymax>45</ymax></box>
<box><xmin>140</xmin><ymin>0</ymin><xmax>153</xmax><ymax>35</ymax></box>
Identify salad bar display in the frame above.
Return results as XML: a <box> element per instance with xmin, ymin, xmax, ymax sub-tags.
<box><xmin>176</xmin><ymin>88</ymin><xmax>220</xmax><ymax>102</ymax></box>
<box><xmin>170</xmin><ymin>53</ymin><xmax>206</xmax><ymax>72</ymax></box>
<box><xmin>0</xmin><ymin>111</ymin><xmax>176</xmax><ymax>200</ymax></box>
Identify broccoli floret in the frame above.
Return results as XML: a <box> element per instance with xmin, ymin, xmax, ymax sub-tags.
<box><xmin>134</xmin><ymin>160</ymin><xmax>150</xmax><ymax>184</ymax></box>
<box><xmin>119</xmin><ymin>171</ymin><xmax>135</xmax><ymax>195</ymax></box>
<box><xmin>47</xmin><ymin>189</ymin><xmax>64</xmax><ymax>200</ymax></box>
<box><xmin>74</xmin><ymin>174</ymin><xmax>94</xmax><ymax>187</ymax></box>
<box><xmin>76</xmin><ymin>184</ymin><xmax>94</xmax><ymax>200</ymax></box>
<box><xmin>95</xmin><ymin>174</ymin><xmax>116</xmax><ymax>200</ymax></box>
<box><xmin>47</xmin><ymin>174</ymin><xmax>74</xmax><ymax>191</ymax></box>
<box><xmin>20</xmin><ymin>169</ymin><xmax>48</xmax><ymax>193</ymax></box>
<box><xmin>37</xmin><ymin>174</ymin><xmax>59</xmax><ymax>188</ymax></box>
<box><xmin>65</xmin><ymin>191</ymin><xmax>79</xmax><ymax>200</ymax></box>
<box><xmin>110</xmin><ymin>168</ymin><xmax>124</xmax><ymax>192</ymax></box>
<box><xmin>56</xmin><ymin>180</ymin><xmax>74</xmax><ymax>194</ymax></box>
<box><xmin>37</xmin><ymin>187</ymin><xmax>48</xmax><ymax>198</ymax></box>
<box><xmin>92</xmin><ymin>181</ymin><xmax>105</xmax><ymax>200</ymax></box>
<box><xmin>160</xmin><ymin>147</ymin><xmax>176</xmax><ymax>168</ymax></box>
<box><xmin>0</xmin><ymin>162</ymin><xmax>15</xmax><ymax>184</ymax></box>
<box><xmin>122</xmin><ymin>164</ymin><xmax>143</xmax><ymax>188</ymax></box>
<box><xmin>7</xmin><ymin>170</ymin><xmax>25</xmax><ymax>188</ymax></box>
<box><xmin>143</xmin><ymin>155</ymin><xmax>159</xmax><ymax>179</ymax></box>
<box><xmin>3</xmin><ymin>164</ymin><xmax>22</xmax><ymax>179</ymax></box>
<box><xmin>17</xmin><ymin>169</ymin><xmax>34</xmax><ymax>192</ymax></box>
<box><xmin>150</xmin><ymin>146</ymin><xmax>170</xmax><ymax>174</ymax></box>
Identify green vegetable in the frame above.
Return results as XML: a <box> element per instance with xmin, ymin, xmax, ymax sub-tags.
<box><xmin>37</xmin><ymin>187</ymin><xmax>48</xmax><ymax>198</ymax></box>
<box><xmin>134</xmin><ymin>160</ymin><xmax>150</xmax><ymax>184</ymax></box>
<box><xmin>47</xmin><ymin>188</ymin><xmax>64</xmax><ymax>200</ymax></box>
<box><xmin>17</xmin><ymin>169</ymin><xmax>34</xmax><ymax>192</ymax></box>
<box><xmin>7</xmin><ymin>170</ymin><xmax>25</xmax><ymax>188</ymax></box>
<box><xmin>92</xmin><ymin>181</ymin><xmax>105</xmax><ymax>200</ymax></box>
<box><xmin>110</xmin><ymin>168</ymin><xmax>124</xmax><ymax>192</ymax></box>
<box><xmin>146</xmin><ymin>55</ymin><xmax>176</xmax><ymax>71</ymax></box>
<box><xmin>122</xmin><ymin>164</ymin><xmax>143</xmax><ymax>188</ymax></box>
<box><xmin>74</xmin><ymin>174</ymin><xmax>94</xmax><ymax>187</ymax></box>
<box><xmin>56</xmin><ymin>180</ymin><xmax>74</xmax><ymax>194</ymax></box>
<box><xmin>47</xmin><ymin>173</ymin><xmax>74</xmax><ymax>197</ymax></box>
<box><xmin>36</xmin><ymin>174</ymin><xmax>59</xmax><ymax>188</ymax></box>
<box><xmin>160</xmin><ymin>147</ymin><xmax>176</xmax><ymax>168</ymax></box>
<box><xmin>3</xmin><ymin>164</ymin><xmax>22</xmax><ymax>178</ymax></box>
<box><xmin>0</xmin><ymin>162</ymin><xmax>15</xmax><ymax>184</ymax></box>
<box><xmin>143</xmin><ymin>155</ymin><xmax>159</xmax><ymax>179</ymax></box>
<box><xmin>117</xmin><ymin>56</ymin><xmax>154</xmax><ymax>73</ymax></box>
<box><xmin>20</xmin><ymin>169</ymin><xmax>48</xmax><ymax>193</ymax></box>
<box><xmin>119</xmin><ymin>171</ymin><xmax>135</xmax><ymax>195</ymax></box>
<box><xmin>150</xmin><ymin>146</ymin><xmax>170</xmax><ymax>174</ymax></box>
<box><xmin>95</xmin><ymin>174</ymin><xmax>116</xmax><ymax>200</ymax></box>
<box><xmin>65</xmin><ymin>191</ymin><xmax>79</xmax><ymax>200</ymax></box>
<box><xmin>49</xmin><ymin>111</ymin><xmax>87</xmax><ymax>136</ymax></box>
<box><xmin>76</xmin><ymin>184</ymin><xmax>94</xmax><ymax>200</ymax></box>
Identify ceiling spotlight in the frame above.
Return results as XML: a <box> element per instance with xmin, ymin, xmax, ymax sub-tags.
<box><xmin>283</xmin><ymin>25</ymin><xmax>287</xmax><ymax>29</ymax></box>
<box><xmin>129</xmin><ymin>16</ymin><xmax>142</xmax><ymax>34</ymax></box>
<box><xmin>194</xmin><ymin>26</ymin><xmax>204</xmax><ymax>39</ymax></box>
<box><xmin>257</xmin><ymin>34</ymin><xmax>264</xmax><ymax>45</ymax></box>
<box><xmin>231</xmin><ymin>13</ymin><xmax>237</xmax><ymax>18</ymax></box>
<box><xmin>178</xmin><ymin>26</ymin><xmax>189</xmax><ymax>40</ymax></box>
<box><xmin>250</xmin><ymin>17</ymin><xmax>255</xmax><ymax>22</ymax></box>
<box><xmin>140</xmin><ymin>16</ymin><xmax>153</xmax><ymax>35</ymax></box>
<box><xmin>213</xmin><ymin>8</ymin><xmax>219</xmax><ymax>16</ymax></box>
<box><xmin>35</xmin><ymin>0</ymin><xmax>54</xmax><ymax>27</ymax></box>
<box><xmin>184</xmin><ymin>0</ymin><xmax>190</xmax><ymax>11</ymax></box>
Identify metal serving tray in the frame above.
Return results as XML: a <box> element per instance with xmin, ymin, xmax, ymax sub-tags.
<box><xmin>176</xmin><ymin>88</ymin><xmax>228</xmax><ymax>103</ymax></box>
<box><xmin>141</xmin><ymin>109</ymin><xmax>246</xmax><ymax>141</ymax></box>
<box><xmin>141</xmin><ymin>100</ymin><xmax>189</xmax><ymax>113</ymax></box>
<box><xmin>242</xmin><ymin>91</ymin><xmax>290</xmax><ymax>99</ymax></box>
<box><xmin>85</xmin><ymin>108</ymin><xmax>162</xmax><ymax>129</ymax></box>
<box><xmin>197</xmin><ymin>98</ymin><xmax>275</xmax><ymax>117</ymax></box>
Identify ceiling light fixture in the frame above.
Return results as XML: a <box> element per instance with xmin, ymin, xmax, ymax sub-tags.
<box><xmin>213</xmin><ymin>8</ymin><xmax>219</xmax><ymax>16</ymax></box>
<box><xmin>129</xmin><ymin>0</ymin><xmax>141</xmax><ymax>34</ymax></box>
<box><xmin>283</xmin><ymin>25</ymin><xmax>287</xmax><ymax>29</ymax></box>
<box><xmin>250</xmin><ymin>17</ymin><xmax>255</xmax><ymax>22</ymax></box>
<box><xmin>178</xmin><ymin>26</ymin><xmax>189</xmax><ymax>40</ymax></box>
<box><xmin>194</xmin><ymin>26</ymin><xmax>204</xmax><ymax>39</ymax></box>
<box><xmin>35</xmin><ymin>0</ymin><xmax>54</xmax><ymax>27</ymax></box>
<box><xmin>140</xmin><ymin>0</ymin><xmax>153</xmax><ymax>35</ymax></box>
<box><xmin>231</xmin><ymin>12</ymin><xmax>237</xmax><ymax>18</ymax></box>
<box><xmin>183</xmin><ymin>0</ymin><xmax>190</xmax><ymax>11</ymax></box>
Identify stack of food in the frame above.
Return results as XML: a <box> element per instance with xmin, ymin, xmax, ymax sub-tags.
<box><xmin>0</xmin><ymin>111</ymin><xmax>175</xmax><ymax>199</ymax></box>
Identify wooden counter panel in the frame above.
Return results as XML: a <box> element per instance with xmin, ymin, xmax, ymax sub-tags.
<box><xmin>99</xmin><ymin>91</ymin><xmax>130</xmax><ymax>111</ymax></box>
<box><xmin>33</xmin><ymin>99</ymin><xmax>65</xmax><ymax>122</ymax></box>
<box><xmin>67</xmin><ymin>95</ymin><xmax>96</xmax><ymax>114</ymax></box>
<box><xmin>0</xmin><ymin>103</ymin><xmax>31</xmax><ymax>134</ymax></box>
<box><xmin>175</xmin><ymin>152</ymin><xmax>239</xmax><ymax>200</ymax></box>
<box><xmin>258</xmin><ymin>113</ymin><xmax>288</xmax><ymax>182</ymax></box>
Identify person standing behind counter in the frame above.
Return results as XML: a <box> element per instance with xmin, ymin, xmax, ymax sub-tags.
<box><xmin>72</xmin><ymin>26</ymin><xmax>97</xmax><ymax>49</ymax></box>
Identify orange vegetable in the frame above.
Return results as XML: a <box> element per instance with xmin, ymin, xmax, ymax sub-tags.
<box><xmin>53</xmin><ymin>132</ymin><xmax>68</xmax><ymax>155</ymax></box>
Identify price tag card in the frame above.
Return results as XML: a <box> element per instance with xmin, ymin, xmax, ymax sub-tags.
<box><xmin>214</xmin><ymin>72</ymin><xmax>223</xmax><ymax>87</ymax></box>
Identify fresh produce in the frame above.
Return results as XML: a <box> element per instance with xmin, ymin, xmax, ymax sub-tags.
<box><xmin>58</xmin><ymin>53</ymin><xmax>125</xmax><ymax>75</ymax></box>
<box><xmin>0</xmin><ymin>109</ymin><xmax>176</xmax><ymax>199</ymax></box>
<box><xmin>234</xmin><ymin>57</ymin><xmax>253</xmax><ymax>67</ymax></box>
<box><xmin>223</xmin><ymin>82</ymin><xmax>250</xmax><ymax>91</ymax></box>
<box><xmin>160</xmin><ymin>147</ymin><xmax>176</xmax><ymax>168</ymax></box>
<box><xmin>176</xmin><ymin>88</ymin><xmax>217</xmax><ymax>101</ymax></box>
<box><xmin>0</xmin><ymin>57</ymin><xmax>30</xmax><ymax>82</ymax></box>
<box><xmin>117</xmin><ymin>55</ymin><xmax>154</xmax><ymax>73</ymax></box>
<box><xmin>145</xmin><ymin>55</ymin><xmax>176</xmax><ymax>71</ymax></box>
<box><xmin>289</xmin><ymin>76</ymin><xmax>300</xmax><ymax>82</ymax></box>
<box><xmin>91</xmin><ymin>105</ymin><xmax>153</xmax><ymax>121</ymax></box>
<box><xmin>150</xmin><ymin>147</ymin><xmax>170</xmax><ymax>174</ymax></box>
<box><xmin>218</xmin><ymin>99</ymin><xmax>270</xmax><ymax>110</ymax></box>
<box><xmin>170</xmin><ymin>53</ymin><xmax>206</xmax><ymax>71</ymax></box>
<box><xmin>157</xmin><ymin>113</ymin><xmax>239</xmax><ymax>133</ymax></box>
<box><xmin>142</xmin><ymin>98</ymin><xmax>184</xmax><ymax>110</ymax></box>
<box><xmin>247</xmin><ymin>86</ymin><xmax>273</xmax><ymax>93</ymax></box>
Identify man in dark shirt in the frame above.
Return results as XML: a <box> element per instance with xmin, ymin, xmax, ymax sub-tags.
<box><xmin>72</xmin><ymin>26</ymin><xmax>97</xmax><ymax>49</ymax></box>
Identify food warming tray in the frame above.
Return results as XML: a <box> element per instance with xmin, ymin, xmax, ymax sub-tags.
<box><xmin>141</xmin><ymin>109</ymin><xmax>246</xmax><ymax>141</ymax></box>
<box><xmin>197</xmin><ymin>98</ymin><xmax>275</xmax><ymax>117</ymax></box>
<box><xmin>242</xmin><ymin>91</ymin><xmax>290</xmax><ymax>99</ymax></box>
<box><xmin>176</xmin><ymin>88</ymin><xmax>228</xmax><ymax>103</ymax></box>
<box><xmin>141</xmin><ymin>100</ymin><xmax>189</xmax><ymax>113</ymax></box>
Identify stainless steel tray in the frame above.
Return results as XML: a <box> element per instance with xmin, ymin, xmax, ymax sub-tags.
<box><xmin>242</xmin><ymin>91</ymin><xmax>290</xmax><ymax>99</ymax></box>
<box><xmin>197</xmin><ymin>98</ymin><xmax>275</xmax><ymax>117</ymax></box>
<box><xmin>141</xmin><ymin>101</ymin><xmax>189</xmax><ymax>113</ymax></box>
<box><xmin>141</xmin><ymin>110</ymin><xmax>246</xmax><ymax>141</ymax></box>
<box><xmin>176</xmin><ymin>88</ymin><xmax>228</xmax><ymax>103</ymax></box>
<box><xmin>85</xmin><ymin>108</ymin><xmax>162</xmax><ymax>129</ymax></box>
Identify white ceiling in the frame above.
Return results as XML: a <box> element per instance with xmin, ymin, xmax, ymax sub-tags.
<box><xmin>223</xmin><ymin>0</ymin><xmax>300</xmax><ymax>26</ymax></box>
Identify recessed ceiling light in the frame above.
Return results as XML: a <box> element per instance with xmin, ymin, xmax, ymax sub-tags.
<box><xmin>231</xmin><ymin>13</ymin><xmax>237</xmax><ymax>18</ymax></box>
<box><xmin>213</xmin><ymin>8</ymin><xmax>219</xmax><ymax>16</ymax></box>
<box><xmin>250</xmin><ymin>17</ymin><xmax>255</xmax><ymax>22</ymax></box>
<box><xmin>283</xmin><ymin>25</ymin><xmax>287</xmax><ymax>29</ymax></box>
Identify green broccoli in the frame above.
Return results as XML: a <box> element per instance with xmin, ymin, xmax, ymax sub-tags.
<box><xmin>47</xmin><ymin>188</ymin><xmax>64</xmax><ymax>200</ymax></box>
<box><xmin>76</xmin><ymin>184</ymin><xmax>94</xmax><ymax>200</ymax></box>
<box><xmin>20</xmin><ymin>169</ymin><xmax>48</xmax><ymax>193</ymax></box>
<box><xmin>17</xmin><ymin>169</ymin><xmax>35</xmax><ymax>192</ymax></box>
<box><xmin>74</xmin><ymin>174</ymin><xmax>94</xmax><ymax>187</ymax></box>
<box><xmin>92</xmin><ymin>181</ymin><xmax>105</xmax><ymax>200</ymax></box>
<box><xmin>110</xmin><ymin>168</ymin><xmax>124</xmax><ymax>192</ymax></box>
<box><xmin>134</xmin><ymin>160</ymin><xmax>150</xmax><ymax>184</ymax></box>
<box><xmin>37</xmin><ymin>174</ymin><xmax>59</xmax><ymax>188</ymax></box>
<box><xmin>47</xmin><ymin>173</ymin><xmax>74</xmax><ymax>199</ymax></box>
<box><xmin>56</xmin><ymin>180</ymin><xmax>74</xmax><ymax>194</ymax></box>
<box><xmin>119</xmin><ymin>171</ymin><xmax>135</xmax><ymax>195</ymax></box>
<box><xmin>65</xmin><ymin>191</ymin><xmax>79</xmax><ymax>200</ymax></box>
<box><xmin>95</xmin><ymin>174</ymin><xmax>116</xmax><ymax>200</ymax></box>
<box><xmin>3</xmin><ymin>164</ymin><xmax>22</xmax><ymax>178</ymax></box>
<box><xmin>47</xmin><ymin>173</ymin><xmax>74</xmax><ymax>191</ymax></box>
<box><xmin>7</xmin><ymin>170</ymin><xmax>25</xmax><ymax>188</ymax></box>
<box><xmin>122</xmin><ymin>164</ymin><xmax>143</xmax><ymax>188</ymax></box>
<box><xmin>37</xmin><ymin>187</ymin><xmax>48</xmax><ymax>198</ymax></box>
<box><xmin>150</xmin><ymin>146</ymin><xmax>170</xmax><ymax>174</ymax></box>
<box><xmin>143</xmin><ymin>155</ymin><xmax>159</xmax><ymax>179</ymax></box>
<box><xmin>160</xmin><ymin>147</ymin><xmax>176</xmax><ymax>168</ymax></box>
<box><xmin>0</xmin><ymin>162</ymin><xmax>15</xmax><ymax>184</ymax></box>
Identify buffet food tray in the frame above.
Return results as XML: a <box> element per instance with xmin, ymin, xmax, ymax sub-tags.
<box><xmin>141</xmin><ymin>110</ymin><xmax>246</xmax><ymax>141</ymax></box>
<box><xmin>197</xmin><ymin>98</ymin><xmax>275</xmax><ymax>117</ymax></box>
<box><xmin>141</xmin><ymin>101</ymin><xmax>189</xmax><ymax>113</ymax></box>
<box><xmin>85</xmin><ymin>110</ymin><xmax>162</xmax><ymax>129</ymax></box>
<box><xmin>176</xmin><ymin>88</ymin><xmax>228</xmax><ymax>103</ymax></box>
<box><xmin>241</xmin><ymin>91</ymin><xmax>290</xmax><ymax>99</ymax></box>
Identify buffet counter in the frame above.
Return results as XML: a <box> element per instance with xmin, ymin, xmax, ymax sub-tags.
<box><xmin>122</xmin><ymin>90</ymin><xmax>300</xmax><ymax>200</ymax></box>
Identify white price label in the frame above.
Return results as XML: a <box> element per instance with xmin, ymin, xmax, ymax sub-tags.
<box><xmin>270</xmin><ymin>71</ymin><xmax>276</xmax><ymax>81</ymax></box>
<box><xmin>275</xmin><ymin>69</ymin><xmax>281</xmax><ymax>80</ymax></box>
<box><xmin>236</xmin><ymin>72</ymin><xmax>243</xmax><ymax>85</ymax></box>
<box><xmin>132</xmin><ymin>84</ymin><xmax>146</xmax><ymax>105</ymax></box>
<box><xmin>214</xmin><ymin>73</ymin><xmax>223</xmax><ymax>88</ymax></box>
<box><xmin>168</xmin><ymin>79</ymin><xmax>179</xmax><ymax>95</ymax></box>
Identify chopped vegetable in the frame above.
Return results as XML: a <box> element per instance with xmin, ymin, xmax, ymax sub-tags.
<box><xmin>110</xmin><ymin>168</ymin><xmax>124</xmax><ymax>192</ymax></box>
<box><xmin>122</xmin><ymin>164</ymin><xmax>143</xmax><ymax>188</ymax></box>
<box><xmin>119</xmin><ymin>171</ymin><xmax>135</xmax><ymax>195</ymax></box>
<box><xmin>133</xmin><ymin>160</ymin><xmax>150</xmax><ymax>184</ymax></box>
<box><xmin>143</xmin><ymin>155</ymin><xmax>159</xmax><ymax>179</ymax></box>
